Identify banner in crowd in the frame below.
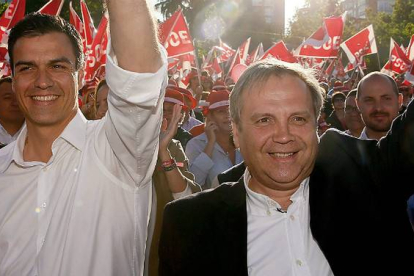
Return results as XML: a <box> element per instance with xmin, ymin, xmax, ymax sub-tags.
<box><xmin>340</xmin><ymin>24</ymin><xmax>377</xmax><ymax>65</ymax></box>
<box><xmin>294</xmin><ymin>13</ymin><xmax>346</xmax><ymax>58</ymax></box>
<box><xmin>381</xmin><ymin>38</ymin><xmax>411</xmax><ymax>76</ymax></box>
<box><xmin>38</xmin><ymin>0</ymin><xmax>64</xmax><ymax>15</ymax></box>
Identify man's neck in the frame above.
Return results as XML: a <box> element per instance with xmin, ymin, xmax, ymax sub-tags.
<box><xmin>365</xmin><ymin>128</ymin><xmax>386</xmax><ymax>141</ymax></box>
<box><xmin>0</xmin><ymin>119</ymin><xmax>25</xmax><ymax>136</ymax></box>
<box><xmin>23</xmin><ymin>113</ymin><xmax>76</xmax><ymax>163</ymax></box>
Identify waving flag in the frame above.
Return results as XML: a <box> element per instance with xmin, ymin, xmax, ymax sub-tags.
<box><xmin>246</xmin><ymin>43</ymin><xmax>264</xmax><ymax>65</ymax></box>
<box><xmin>0</xmin><ymin>0</ymin><xmax>25</xmax><ymax>61</ymax></box>
<box><xmin>381</xmin><ymin>38</ymin><xmax>411</xmax><ymax>76</ymax></box>
<box><xmin>405</xmin><ymin>34</ymin><xmax>414</xmax><ymax>61</ymax></box>
<box><xmin>80</xmin><ymin>0</ymin><xmax>96</xmax><ymax>47</ymax></box>
<box><xmin>340</xmin><ymin>25</ymin><xmax>377</xmax><ymax>65</ymax></box>
<box><xmin>38</xmin><ymin>0</ymin><xmax>64</xmax><ymax>16</ymax></box>
<box><xmin>160</xmin><ymin>9</ymin><xmax>194</xmax><ymax>58</ymax></box>
<box><xmin>84</xmin><ymin>15</ymin><xmax>108</xmax><ymax>82</ymax></box>
<box><xmin>238</xmin><ymin>37</ymin><xmax>251</xmax><ymax>64</ymax></box>
<box><xmin>294</xmin><ymin>13</ymin><xmax>346</xmax><ymax>58</ymax></box>
<box><xmin>405</xmin><ymin>60</ymin><xmax>414</xmax><ymax>84</ymax></box>
<box><xmin>261</xmin><ymin>41</ymin><xmax>297</xmax><ymax>63</ymax></box>
<box><xmin>69</xmin><ymin>1</ymin><xmax>84</xmax><ymax>39</ymax></box>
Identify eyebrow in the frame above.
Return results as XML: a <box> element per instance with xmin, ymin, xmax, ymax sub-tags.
<box><xmin>14</xmin><ymin>57</ymin><xmax>75</xmax><ymax>68</ymax></box>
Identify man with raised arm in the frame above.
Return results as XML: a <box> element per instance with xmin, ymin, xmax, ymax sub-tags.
<box><xmin>0</xmin><ymin>0</ymin><xmax>166</xmax><ymax>275</ymax></box>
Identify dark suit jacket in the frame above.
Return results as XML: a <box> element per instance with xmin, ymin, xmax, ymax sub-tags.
<box><xmin>159</xmin><ymin>101</ymin><xmax>414</xmax><ymax>276</ymax></box>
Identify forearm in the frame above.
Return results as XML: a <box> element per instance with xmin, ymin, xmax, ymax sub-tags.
<box><xmin>159</xmin><ymin>148</ymin><xmax>188</xmax><ymax>193</ymax></box>
<box><xmin>106</xmin><ymin>0</ymin><xmax>162</xmax><ymax>72</ymax></box>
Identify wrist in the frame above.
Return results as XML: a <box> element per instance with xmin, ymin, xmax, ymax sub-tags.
<box><xmin>159</xmin><ymin>158</ymin><xmax>177</xmax><ymax>172</ymax></box>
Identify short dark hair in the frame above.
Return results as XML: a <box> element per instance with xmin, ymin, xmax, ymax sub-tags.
<box><xmin>8</xmin><ymin>12</ymin><xmax>84</xmax><ymax>73</ymax></box>
<box><xmin>0</xmin><ymin>76</ymin><xmax>12</xmax><ymax>87</ymax></box>
<box><xmin>357</xmin><ymin>71</ymin><xmax>399</xmax><ymax>99</ymax></box>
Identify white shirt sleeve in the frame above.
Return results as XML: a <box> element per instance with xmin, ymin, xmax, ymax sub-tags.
<box><xmin>101</xmin><ymin>41</ymin><xmax>168</xmax><ymax>188</ymax></box>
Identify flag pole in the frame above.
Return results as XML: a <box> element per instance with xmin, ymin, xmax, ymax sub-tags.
<box><xmin>377</xmin><ymin>52</ymin><xmax>381</xmax><ymax>71</ymax></box>
<box><xmin>192</xmin><ymin>38</ymin><xmax>202</xmax><ymax>86</ymax></box>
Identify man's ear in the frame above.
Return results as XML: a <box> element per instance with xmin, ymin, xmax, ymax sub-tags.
<box><xmin>77</xmin><ymin>69</ymin><xmax>85</xmax><ymax>89</ymax></box>
<box><xmin>398</xmin><ymin>92</ymin><xmax>403</xmax><ymax>107</ymax></box>
<box><xmin>231</xmin><ymin>121</ymin><xmax>240</xmax><ymax>148</ymax></box>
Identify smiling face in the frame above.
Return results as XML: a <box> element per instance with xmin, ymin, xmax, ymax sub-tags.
<box><xmin>232</xmin><ymin>74</ymin><xmax>319</xmax><ymax>193</ymax></box>
<box><xmin>12</xmin><ymin>32</ymin><xmax>83</xmax><ymax>131</ymax></box>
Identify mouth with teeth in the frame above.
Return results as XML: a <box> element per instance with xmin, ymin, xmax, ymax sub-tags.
<box><xmin>269</xmin><ymin>152</ymin><xmax>296</xmax><ymax>158</ymax></box>
<box><xmin>31</xmin><ymin>95</ymin><xmax>59</xmax><ymax>102</ymax></box>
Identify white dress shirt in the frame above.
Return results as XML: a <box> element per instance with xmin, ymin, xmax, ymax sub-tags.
<box><xmin>0</xmin><ymin>44</ymin><xmax>167</xmax><ymax>276</ymax></box>
<box><xmin>244</xmin><ymin>170</ymin><xmax>333</xmax><ymax>276</ymax></box>
<box><xmin>0</xmin><ymin>123</ymin><xmax>23</xmax><ymax>145</ymax></box>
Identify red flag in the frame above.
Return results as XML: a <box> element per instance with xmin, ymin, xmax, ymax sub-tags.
<box><xmin>84</xmin><ymin>15</ymin><xmax>108</xmax><ymax>82</ymax></box>
<box><xmin>80</xmin><ymin>0</ymin><xmax>96</xmax><ymax>47</ymax></box>
<box><xmin>405</xmin><ymin>60</ymin><xmax>414</xmax><ymax>84</ymax></box>
<box><xmin>294</xmin><ymin>13</ymin><xmax>345</xmax><ymax>58</ymax></box>
<box><xmin>238</xmin><ymin>37</ymin><xmax>251</xmax><ymax>64</ymax></box>
<box><xmin>38</xmin><ymin>0</ymin><xmax>64</xmax><ymax>16</ymax></box>
<box><xmin>159</xmin><ymin>9</ymin><xmax>180</xmax><ymax>45</ymax></box>
<box><xmin>219</xmin><ymin>39</ymin><xmax>236</xmax><ymax>63</ymax></box>
<box><xmin>246</xmin><ymin>42</ymin><xmax>264</xmax><ymax>65</ymax></box>
<box><xmin>227</xmin><ymin>48</ymin><xmax>241</xmax><ymax>77</ymax></box>
<box><xmin>261</xmin><ymin>41</ymin><xmax>297</xmax><ymax>63</ymax></box>
<box><xmin>381</xmin><ymin>38</ymin><xmax>411</xmax><ymax>76</ymax></box>
<box><xmin>8</xmin><ymin>0</ymin><xmax>25</xmax><ymax>30</ymax></box>
<box><xmin>69</xmin><ymin>1</ymin><xmax>85</xmax><ymax>38</ymax></box>
<box><xmin>406</xmin><ymin>34</ymin><xmax>414</xmax><ymax>61</ymax></box>
<box><xmin>161</xmin><ymin>9</ymin><xmax>194</xmax><ymax>58</ymax></box>
<box><xmin>0</xmin><ymin>0</ymin><xmax>20</xmax><ymax>31</ymax></box>
<box><xmin>340</xmin><ymin>24</ymin><xmax>377</xmax><ymax>65</ymax></box>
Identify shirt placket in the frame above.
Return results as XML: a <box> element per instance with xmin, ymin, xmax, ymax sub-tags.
<box><xmin>36</xmin><ymin>164</ymin><xmax>51</xmax><ymax>254</ymax></box>
<box><xmin>286</xmin><ymin>199</ymin><xmax>312</xmax><ymax>276</ymax></box>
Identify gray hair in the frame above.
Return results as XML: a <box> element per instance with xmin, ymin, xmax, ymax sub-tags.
<box><xmin>229</xmin><ymin>58</ymin><xmax>324</xmax><ymax>128</ymax></box>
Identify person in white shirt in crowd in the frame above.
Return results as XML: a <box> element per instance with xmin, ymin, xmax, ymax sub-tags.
<box><xmin>357</xmin><ymin>72</ymin><xmax>402</xmax><ymax>140</ymax></box>
<box><xmin>185</xmin><ymin>90</ymin><xmax>243</xmax><ymax>189</ymax></box>
<box><xmin>0</xmin><ymin>0</ymin><xmax>166</xmax><ymax>275</ymax></box>
<box><xmin>0</xmin><ymin>76</ymin><xmax>25</xmax><ymax>147</ymax></box>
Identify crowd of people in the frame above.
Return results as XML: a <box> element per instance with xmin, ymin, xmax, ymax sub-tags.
<box><xmin>0</xmin><ymin>1</ymin><xmax>414</xmax><ymax>275</ymax></box>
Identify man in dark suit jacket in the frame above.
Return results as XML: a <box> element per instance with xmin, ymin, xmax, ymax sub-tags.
<box><xmin>159</xmin><ymin>61</ymin><xmax>414</xmax><ymax>276</ymax></box>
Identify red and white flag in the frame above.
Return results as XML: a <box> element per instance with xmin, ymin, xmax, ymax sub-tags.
<box><xmin>80</xmin><ymin>0</ymin><xmax>96</xmax><ymax>48</ymax></box>
<box><xmin>238</xmin><ymin>37</ymin><xmax>251</xmax><ymax>64</ymax></box>
<box><xmin>381</xmin><ymin>38</ymin><xmax>411</xmax><ymax>76</ymax></box>
<box><xmin>0</xmin><ymin>0</ymin><xmax>25</xmax><ymax>61</ymax></box>
<box><xmin>246</xmin><ymin>42</ymin><xmax>264</xmax><ymax>65</ymax></box>
<box><xmin>405</xmin><ymin>60</ymin><xmax>414</xmax><ymax>84</ymax></box>
<box><xmin>69</xmin><ymin>1</ymin><xmax>85</xmax><ymax>39</ymax></box>
<box><xmin>220</xmin><ymin>39</ymin><xmax>236</xmax><ymax>63</ymax></box>
<box><xmin>0</xmin><ymin>0</ymin><xmax>20</xmax><ymax>32</ymax></box>
<box><xmin>261</xmin><ymin>41</ymin><xmax>297</xmax><ymax>63</ymax></box>
<box><xmin>405</xmin><ymin>34</ymin><xmax>414</xmax><ymax>61</ymax></box>
<box><xmin>340</xmin><ymin>24</ymin><xmax>377</xmax><ymax>65</ymax></box>
<box><xmin>38</xmin><ymin>0</ymin><xmax>64</xmax><ymax>16</ymax></box>
<box><xmin>84</xmin><ymin>15</ymin><xmax>108</xmax><ymax>82</ymax></box>
<box><xmin>160</xmin><ymin>9</ymin><xmax>194</xmax><ymax>58</ymax></box>
<box><xmin>294</xmin><ymin>12</ymin><xmax>346</xmax><ymax>58</ymax></box>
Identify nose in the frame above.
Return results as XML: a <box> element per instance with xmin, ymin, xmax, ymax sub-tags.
<box><xmin>272</xmin><ymin>121</ymin><xmax>295</xmax><ymax>144</ymax></box>
<box><xmin>35</xmin><ymin>69</ymin><xmax>54</xmax><ymax>90</ymax></box>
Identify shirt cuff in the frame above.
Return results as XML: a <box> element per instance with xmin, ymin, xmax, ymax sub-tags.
<box><xmin>172</xmin><ymin>184</ymin><xmax>192</xmax><ymax>200</ymax></box>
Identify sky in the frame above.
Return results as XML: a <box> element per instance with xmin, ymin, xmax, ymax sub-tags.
<box><xmin>285</xmin><ymin>0</ymin><xmax>307</xmax><ymax>30</ymax></box>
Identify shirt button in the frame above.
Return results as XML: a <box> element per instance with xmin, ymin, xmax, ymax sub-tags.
<box><xmin>42</xmin><ymin>202</ymin><xmax>47</xmax><ymax>208</ymax></box>
<box><xmin>296</xmin><ymin>259</ymin><xmax>302</xmax><ymax>266</ymax></box>
<box><xmin>42</xmin><ymin>167</ymin><xmax>48</xmax><ymax>172</ymax></box>
<box><xmin>290</xmin><ymin>215</ymin><xmax>295</xmax><ymax>221</ymax></box>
